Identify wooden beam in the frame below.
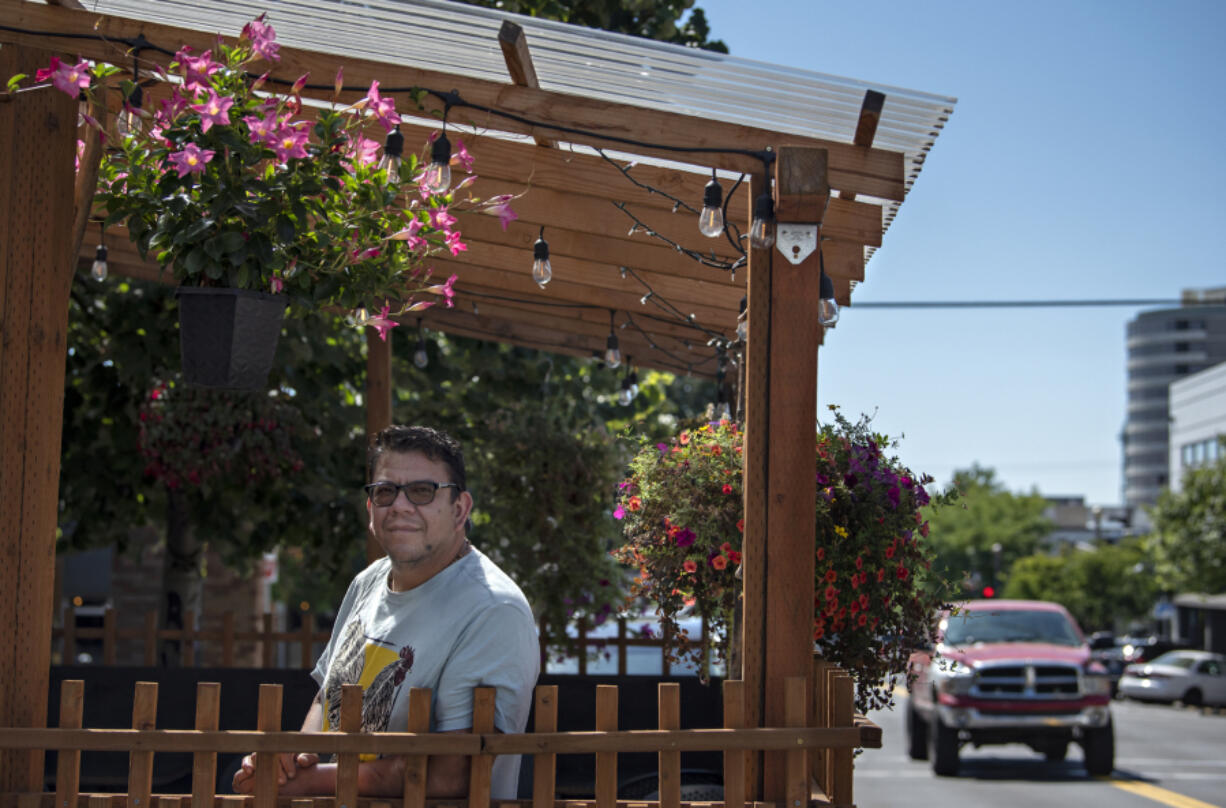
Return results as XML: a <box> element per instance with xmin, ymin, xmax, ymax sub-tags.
<box><xmin>840</xmin><ymin>90</ymin><xmax>886</xmax><ymax>202</ymax></box>
<box><xmin>0</xmin><ymin>42</ymin><xmax>78</xmax><ymax>792</ymax></box>
<box><xmin>759</xmin><ymin>146</ymin><xmax>823</xmax><ymax>806</ymax></box>
<box><xmin>0</xmin><ymin>2</ymin><xmax>907</xmax><ymax>199</ymax></box>
<box><xmin>498</xmin><ymin>21</ymin><xmax>558</xmax><ymax>148</ymax></box>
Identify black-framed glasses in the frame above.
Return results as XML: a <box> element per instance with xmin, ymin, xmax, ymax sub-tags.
<box><xmin>365</xmin><ymin>480</ymin><xmax>460</xmax><ymax>507</ymax></box>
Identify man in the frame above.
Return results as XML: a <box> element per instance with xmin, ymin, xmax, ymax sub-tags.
<box><xmin>234</xmin><ymin>425</ymin><xmax>539</xmax><ymax>798</ymax></box>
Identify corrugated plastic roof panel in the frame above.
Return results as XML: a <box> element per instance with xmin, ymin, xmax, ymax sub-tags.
<box><xmin>87</xmin><ymin>0</ymin><xmax>957</xmax><ymax>252</ymax></box>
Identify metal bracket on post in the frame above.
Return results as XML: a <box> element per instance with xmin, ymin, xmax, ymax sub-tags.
<box><xmin>775</xmin><ymin>224</ymin><xmax>818</xmax><ymax>265</ymax></box>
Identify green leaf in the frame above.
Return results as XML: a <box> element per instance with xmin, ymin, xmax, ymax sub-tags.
<box><xmin>276</xmin><ymin>215</ymin><xmax>296</xmax><ymax>243</ymax></box>
<box><xmin>182</xmin><ymin>217</ymin><xmax>216</xmax><ymax>242</ymax></box>
<box><xmin>205</xmin><ymin>261</ymin><xmax>225</xmax><ymax>280</ymax></box>
<box><xmin>6</xmin><ymin>74</ymin><xmax>27</xmax><ymax>92</ymax></box>
<box><xmin>185</xmin><ymin>248</ymin><xmax>208</xmax><ymax>276</ymax></box>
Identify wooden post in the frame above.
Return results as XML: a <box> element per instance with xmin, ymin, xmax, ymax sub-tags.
<box><xmin>255</xmin><ymin>684</ymin><xmax>283</xmax><ymax>808</ymax></box>
<box><xmin>401</xmin><ymin>687</ymin><xmax>431</xmax><ymax>808</ymax></box>
<box><xmin>336</xmin><ymin>685</ymin><xmax>362</xmax><ymax>808</ymax></box>
<box><xmin>722</xmin><ymin>681</ymin><xmax>746</xmax><ymax>808</ymax></box>
<box><xmin>531</xmin><ymin>685</ymin><xmax>558</xmax><ymax>808</ymax></box>
<box><xmin>191</xmin><ymin>682</ymin><xmax>221</xmax><ymax>808</ymax></box>
<box><xmin>468</xmin><ymin>687</ymin><xmax>496</xmax><ymax>808</ymax></box>
<box><xmin>365</xmin><ymin>327</ymin><xmax>392</xmax><ymax>563</ymax></box>
<box><xmin>54</xmin><ymin>679</ymin><xmax>85</xmax><ymax>808</ymax></box>
<box><xmin>594</xmin><ymin>685</ymin><xmax>618</xmax><ymax>808</ymax></box>
<box><xmin>747</xmin><ymin>147</ymin><xmax>825</xmax><ymax>806</ymax></box>
<box><xmin>128</xmin><ymin>682</ymin><xmax>158</xmax><ymax>808</ymax></box>
<box><xmin>657</xmin><ymin>683</ymin><xmax>681</xmax><ymax>808</ymax></box>
<box><xmin>0</xmin><ymin>43</ymin><xmax>79</xmax><ymax>790</ymax></box>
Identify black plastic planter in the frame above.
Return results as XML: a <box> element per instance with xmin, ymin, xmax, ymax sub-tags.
<box><xmin>176</xmin><ymin>287</ymin><xmax>287</xmax><ymax>390</ymax></box>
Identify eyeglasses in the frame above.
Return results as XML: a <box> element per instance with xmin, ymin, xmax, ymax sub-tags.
<box><xmin>365</xmin><ymin>480</ymin><xmax>460</xmax><ymax>507</ymax></box>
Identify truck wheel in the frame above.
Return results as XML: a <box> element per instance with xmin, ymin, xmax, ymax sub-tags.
<box><xmin>906</xmin><ymin>704</ymin><xmax>929</xmax><ymax>761</ymax></box>
<box><xmin>1043</xmin><ymin>741</ymin><xmax>1068</xmax><ymax>762</ymax></box>
<box><xmin>1081</xmin><ymin>720</ymin><xmax>1114</xmax><ymax>777</ymax></box>
<box><xmin>930</xmin><ymin>717</ymin><xmax>960</xmax><ymax>777</ymax></box>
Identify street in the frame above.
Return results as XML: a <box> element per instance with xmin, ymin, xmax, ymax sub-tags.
<box><xmin>854</xmin><ymin>694</ymin><xmax>1226</xmax><ymax>808</ymax></box>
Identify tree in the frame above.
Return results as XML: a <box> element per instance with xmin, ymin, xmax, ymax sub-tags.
<box><xmin>1003</xmin><ymin>539</ymin><xmax>1159</xmax><ymax>633</ymax></box>
<box><xmin>1146</xmin><ymin>442</ymin><xmax>1226</xmax><ymax>594</ymax></box>
<box><xmin>456</xmin><ymin>0</ymin><xmax>728</xmax><ymax>52</ymax></box>
<box><xmin>921</xmin><ymin>465</ymin><xmax>1051</xmax><ymax>596</ymax></box>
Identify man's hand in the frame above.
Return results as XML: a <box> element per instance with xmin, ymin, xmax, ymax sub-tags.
<box><xmin>232</xmin><ymin>752</ymin><xmax>320</xmax><ymax>793</ymax></box>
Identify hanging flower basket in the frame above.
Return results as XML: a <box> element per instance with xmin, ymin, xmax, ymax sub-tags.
<box><xmin>176</xmin><ymin>287</ymin><xmax>287</xmax><ymax>390</ymax></box>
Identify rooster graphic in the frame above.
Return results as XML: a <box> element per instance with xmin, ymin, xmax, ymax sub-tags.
<box><xmin>361</xmin><ymin>644</ymin><xmax>416</xmax><ymax>733</ymax></box>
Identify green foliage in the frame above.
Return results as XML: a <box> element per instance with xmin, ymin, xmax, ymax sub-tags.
<box><xmin>922</xmin><ymin>464</ymin><xmax>1051</xmax><ymax>593</ymax></box>
<box><xmin>614</xmin><ymin>408</ymin><xmax>960</xmax><ymax>713</ymax></box>
<box><xmin>1003</xmin><ymin>539</ymin><xmax>1159</xmax><ymax>632</ymax></box>
<box><xmin>456</xmin><ymin>0</ymin><xmax>728</xmax><ymax>51</ymax></box>
<box><xmin>1146</xmin><ymin>441</ymin><xmax>1226</xmax><ymax>594</ymax></box>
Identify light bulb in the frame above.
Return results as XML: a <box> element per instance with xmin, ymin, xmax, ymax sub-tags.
<box><xmin>818</xmin><ymin>271</ymin><xmax>839</xmax><ymax>327</ymax></box>
<box><xmin>618</xmin><ymin>378</ymin><xmax>633</xmax><ymax>406</ymax></box>
<box><xmin>718</xmin><ymin>401</ymin><xmax>732</xmax><ymax>421</ymax></box>
<box><xmin>628</xmin><ymin>370</ymin><xmax>640</xmax><ymax>398</ymax></box>
<box><xmin>750</xmin><ymin>193</ymin><xmax>775</xmax><ymax>249</ymax></box>
<box><xmin>117</xmin><ymin>83</ymin><xmax>143</xmax><ymax>138</ymax></box>
<box><xmin>422</xmin><ymin>132</ymin><xmax>452</xmax><ymax>194</ymax></box>
<box><xmin>532</xmin><ymin>235</ymin><xmax>552</xmax><ymax>287</ymax></box>
<box><xmin>354</xmin><ymin>303</ymin><xmax>370</xmax><ymax>326</ymax></box>
<box><xmin>378</xmin><ymin>126</ymin><xmax>404</xmax><ymax>181</ymax></box>
<box><xmin>413</xmin><ymin>342</ymin><xmax>429</xmax><ymax>369</ymax></box>
<box><xmin>604</xmin><ymin>334</ymin><xmax>621</xmax><ymax>369</ymax></box>
<box><xmin>736</xmin><ymin>319</ymin><xmax>747</xmax><ymax>342</ymax></box>
<box><xmin>90</xmin><ymin>244</ymin><xmax>108</xmax><ymax>281</ymax></box>
<box><xmin>819</xmin><ymin>298</ymin><xmax>840</xmax><ymax>327</ymax></box>
<box><xmin>698</xmin><ymin>177</ymin><xmax>724</xmax><ymax>237</ymax></box>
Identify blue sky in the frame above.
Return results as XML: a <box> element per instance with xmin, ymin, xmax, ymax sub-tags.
<box><xmin>699</xmin><ymin>0</ymin><xmax>1226</xmax><ymax>504</ymax></box>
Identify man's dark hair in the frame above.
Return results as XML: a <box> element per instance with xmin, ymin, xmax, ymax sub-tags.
<box><xmin>367</xmin><ymin>425</ymin><xmax>467</xmax><ymax>496</ymax></box>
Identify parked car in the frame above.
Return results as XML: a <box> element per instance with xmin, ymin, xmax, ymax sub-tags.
<box><xmin>906</xmin><ymin>599</ymin><xmax>1114</xmax><ymax>777</ymax></box>
<box><xmin>1117</xmin><ymin>650</ymin><xmax>1226</xmax><ymax>707</ymax></box>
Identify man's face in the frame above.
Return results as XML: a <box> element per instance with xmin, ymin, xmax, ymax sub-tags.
<box><xmin>367</xmin><ymin>450</ymin><xmax>472</xmax><ymax>568</ymax></box>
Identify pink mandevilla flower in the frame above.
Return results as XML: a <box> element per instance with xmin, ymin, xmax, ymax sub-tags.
<box><xmin>363</xmin><ymin>81</ymin><xmax>399</xmax><ymax>133</ymax></box>
<box><xmin>445</xmin><ymin>232</ymin><xmax>467</xmax><ymax>257</ymax></box>
<box><xmin>365</xmin><ymin>304</ymin><xmax>399</xmax><ymax>342</ymax></box>
<box><xmin>492</xmin><ymin>201</ymin><xmax>518</xmax><ymax>231</ymax></box>
<box><xmin>40</xmin><ymin>57</ymin><xmax>92</xmax><ymax>97</ymax></box>
<box><xmin>243</xmin><ymin>113</ymin><xmax>278</xmax><ymax>144</ymax></box>
<box><xmin>241</xmin><ymin>14</ymin><xmax>281</xmax><ymax>62</ymax></box>
<box><xmin>190</xmin><ymin>89</ymin><xmax>234</xmax><ymax>133</ymax></box>
<box><xmin>167</xmin><ymin>143</ymin><xmax>216</xmax><ymax>178</ymax></box>
<box><xmin>271</xmin><ymin>122</ymin><xmax>309</xmax><ymax>162</ymax></box>
<box><xmin>429</xmin><ymin>206</ymin><xmax>458</xmax><ymax>232</ymax></box>
<box><xmin>426</xmin><ymin>273</ymin><xmax>458</xmax><ymax>308</ymax></box>
<box><xmin>452</xmin><ymin>139</ymin><xmax>475</xmax><ymax>173</ymax></box>
<box><xmin>179</xmin><ymin>51</ymin><xmax>221</xmax><ymax>93</ymax></box>
<box><xmin>347</xmin><ymin>135</ymin><xmax>380</xmax><ymax>167</ymax></box>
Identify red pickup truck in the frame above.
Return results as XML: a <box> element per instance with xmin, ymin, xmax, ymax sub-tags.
<box><xmin>906</xmin><ymin>599</ymin><xmax>1114</xmax><ymax>777</ymax></box>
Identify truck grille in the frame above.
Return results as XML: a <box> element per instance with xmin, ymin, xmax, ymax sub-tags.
<box><xmin>971</xmin><ymin>663</ymin><xmax>1082</xmax><ymax>699</ymax></box>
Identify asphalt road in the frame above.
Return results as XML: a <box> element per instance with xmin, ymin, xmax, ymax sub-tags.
<box><xmin>853</xmin><ymin>693</ymin><xmax>1226</xmax><ymax>808</ymax></box>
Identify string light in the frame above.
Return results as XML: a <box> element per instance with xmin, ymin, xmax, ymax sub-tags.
<box><xmin>698</xmin><ymin>171</ymin><xmax>724</xmax><ymax>237</ymax></box>
<box><xmin>532</xmin><ymin>227</ymin><xmax>552</xmax><ymax>287</ymax></box>
<box><xmin>413</xmin><ymin>318</ymin><xmax>429</xmax><ymax>369</ymax></box>
<box><xmin>750</xmin><ymin>192</ymin><xmax>776</xmax><ymax>249</ymax></box>
<box><xmin>90</xmin><ymin>244</ymin><xmax>109</xmax><ymax>282</ymax></box>
<box><xmin>378</xmin><ymin>125</ymin><xmax>404</xmax><ymax>180</ymax></box>
<box><xmin>819</xmin><ymin>266</ymin><xmax>839</xmax><ymax>328</ymax></box>
<box><xmin>354</xmin><ymin>303</ymin><xmax>370</xmax><ymax>326</ymax></box>
<box><xmin>117</xmin><ymin>56</ymin><xmax>144</xmax><ymax>138</ymax></box>
<box><xmin>422</xmin><ymin>128</ymin><xmax>452</xmax><ymax>194</ymax></box>
<box><xmin>604</xmin><ymin>309</ymin><xmax>622</xmax><ymax>369</ymax></box>
<box><xmin>736</xmin><ymin>295</ymin><xmax>747</xmax><ymax>342</ymax></box>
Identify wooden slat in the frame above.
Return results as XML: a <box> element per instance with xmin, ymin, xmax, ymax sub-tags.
<box><xmin>821</xmin><ymin>666</ymin><xmax>835</xmax><ymax>795</ymax></box>
<box><xmin>0</xmin><ymin>2</ymin><xmax>908</xmax><ymax>198</ymax></box>
<box><xmin>657</xmin><ymin>684</ymin><xmax>680</xmax><ymax>808</ymax></box>
<box><xmin>54</xmin><ymin>679</ymin><xmax>84</xmax><ymax>808</ymax></box>
<box><xmin>531</xmin><ymin>686</ymin><xmax>558</xmax><ymax>808</ymax></box>
<box><xmin>809</xmin><ymin>660</ymin><xmax>832</xmax><ymax>797</ymax></box>
<box><xmin>254</xmin><ymin>684</ymin><xmax>283</xmax><ymax>808</ymax></box>
<box><xmin>335</xmin><ymin>685</ymin><xmax>362</xmax><ymax>808</ymax></box>
<box><xmin>498</xmin><ymin>22</ymin><xmax>557</xmax><ymax>149</ymax></box>
<box><xmin>722</xmin><ymin>681</ymin><xmax>745</xmax><ymax>808</ymax></box>
<box><xmin>783</xmin><ymin>678</ymin><xmax>807</xmax><ymax>808</ymax></box>
<box><xmin>88</xmin><ymin>796</ymin><xmax>111</xmax><ymax>808</ymax></box>
<box><xmin>594</xmin><ymin>685</ymin><xmax>618</xmax><ymax>808</ymax></box>
<box><xmin>401</xmin><ymin>687</ymin><xmax>432</xmax><ymax>808</ymax></box>
<box><xmin>468</xmin><ymin>688</ymin><xmax>497</xmax><ymax>808</ymax></box>
<box><xmin>157</xmin><ymin>797</ymin><xmax>182</xmax><ymax>808</ymax></box>
<box><xmin>830</xmin><ymin>673</ymin><xmax>854</xmax><ymax>808</ymax></box>
<box><xmin>841</xmin><ymin>90</ymin><xmax>886</xmax><ymax>202</ymax></box>
<box><xmin>191</xmin><ymin>682</ymin><xmax>221</xmax><ymax>808</ymax></box>
<box><xmin>761</xmin><ymin>148</ymin><xmax>822</xmax><ymax>805</ymax></box>
<box><xmin>127</xmin><ymin>682</ymin><xmax>158</xmax><ymax>808</ymax></box>
<box><xmin>740</xmin><ymin>172</ymin><xmax>771</xmax><ymax>802</ymax></box>
<box><xmin>143</xmin><ymin>611</ymin><xmax>158</xmax><ymax>667</ymax></box>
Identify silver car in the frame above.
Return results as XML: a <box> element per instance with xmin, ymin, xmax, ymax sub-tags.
<box><xmin>1118</xmin><ymin>650</ymin><xmax>1226</xmax><ymax>707</ymax></box>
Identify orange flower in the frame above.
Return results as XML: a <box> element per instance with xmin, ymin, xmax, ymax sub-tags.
<box><xmin>710</xmin><ymin>445</ymin><xmax>722</xmax><ymax>455</ymax></box>
<box><xmin>722</xmin><ymin>483</ymin><xmax>733</xmax><ymax>494</ymax></box>
<box><xmin>627</xmin><ymin>496</ymin><xmax>642</xmax><ymax>512</ymax></box>
<box><xmin>857</xmin><ymin>613</ymin><xmax>868</xmax><ymax>628</ymax></box>
<box><xmin>736</xmin><ymin>518</ymin><xmax>744</xmax><ymax>533</ymax></box>
<box><xmin>711</xmin><ymin>555</ymin><xmax>728</xmax><ymax>570</ymax></box>
<box><xmin>728</xmin><ymin>550</ymin><xmax>742</xmax><ymax>564</ymax></box>
<box><xmin>824</xmin><ymin>568</ymin><xmax>837</xmax><ymax>583</ymax></box>
<box><xmin>678</xmin><ymin>431</ymin><xmax>690</xmax><ymax>445</ymax></box>
<box><xmin>817</xmin><ymin>547</ymin><xmax>825</xmax><ymax>561</ymax></box>
<box><xmin>720</xmin><ymin>542</ymin><xmax>733</xmax><ymax>553</ymax></box>
<box><xmin>683</xmin><ymin>560</ymin><xmax>698</xmax><ymax>573</ymax></box>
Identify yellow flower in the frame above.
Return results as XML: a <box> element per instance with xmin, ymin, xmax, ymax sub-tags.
<box><xmin>834</xmin><ymin>525</ymin><xmax>848</xmax><ymax>538</ymax></box>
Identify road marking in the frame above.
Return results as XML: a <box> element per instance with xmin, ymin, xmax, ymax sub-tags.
<box><xmin>1111</xmin><ymin>778</ymin><xmax>1222</xmax><ymax>808</ymax></box>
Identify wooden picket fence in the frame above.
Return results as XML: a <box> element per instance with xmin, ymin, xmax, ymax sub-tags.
<box><xmin>0</xmin><ymin>661</ymin><xmax>877</xmax><ymax>808</ymax></box>
<box><xmin>53</xmin><ymin>607</ymin><xmax>710</xmax><ymax>674</ymax></box>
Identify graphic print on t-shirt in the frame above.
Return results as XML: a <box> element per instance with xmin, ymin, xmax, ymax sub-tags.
<box><xmin>322</xmin><ymin>617</ymin><xmax>417</xmax><ymax>744</ymax></box>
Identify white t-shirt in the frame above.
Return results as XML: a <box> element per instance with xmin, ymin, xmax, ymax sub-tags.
<box><xmin>311</xmin><ymin>546</ymin><xmax>539</xmax><ymax>798</ymax></box>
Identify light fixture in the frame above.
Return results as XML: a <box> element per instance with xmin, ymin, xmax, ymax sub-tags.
<box><xmin>604</xmin><ymin>309</ymin><xmax>621</xmax><ymax>369</ymax></box>
<box><xmin>378</xmin><ymin>125</ymin><xmax>404</xmax><ymax>180</ymax></box>
<box><xmin>117</xmin><ymin>55</ymin><xmax>144</xmax><ymax>138</ymax></box>
<box><xmin>628</xmin><ymin>366</ymin><xmax>640</xmax><ymax>399</ymax></box>
<box><xmin>698</xmin><ymin>173</ymin><xmax>724</xmax><ymax>237</ymax></box>
<box><xmin>532</xmin><ymin>227</ymin><xmax>552</xmax><ymax>287</ymax></box>
<box><xmin>750</xmin><ymin>192</ymin><xmax>775</xmax><ymax>249</ymax></box>
<box><xmin>354</xmin><ymin>303</ymin><xmax>370</xmax><ymax>327</ymax></box>
<box><xmin>736</xmin><ymin>295</ymin><xmax>747</xmax><ymax>342</ymax></box>
<box><xmin>90</xmin><ymin>244</ymin><xmax>108</xmax><ymax>281</ymax></box>
<box><xmin>818</xmin><ymin>267</ymin><xmax>839</xmax><ymax>328</ymax></box>
<box><xmin>618</xmin><ymin>373</ymin><xmax>634</xmax><ymax>406</ymax></box>
<box><xmin>413</xmin><ymin>318</ymin><xmax>429</xmax><ymax>369</ymax></box>
<box><xmin>421</xmin><ymin>130</ymin><xmax>452</xmax><ymax>194</ymax></box>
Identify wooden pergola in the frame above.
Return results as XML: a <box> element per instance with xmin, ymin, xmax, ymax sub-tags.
<box><xmin>0</xmin><ymin>0</ymin><xmax>954</xmax><ymax>803</ymax></box>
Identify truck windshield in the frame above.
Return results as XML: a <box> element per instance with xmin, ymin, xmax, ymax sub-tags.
<box><xmin>942</xmin><ymin>609</ymin><xmax>1082</xmax><ymax>647</ymax></box>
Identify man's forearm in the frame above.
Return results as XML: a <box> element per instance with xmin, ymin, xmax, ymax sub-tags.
<box><xmin>275</xmin><ymin>755</ymin><xmax>467</xmax><ymax>799</ymax></box>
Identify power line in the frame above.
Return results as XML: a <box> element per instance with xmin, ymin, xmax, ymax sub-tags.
<box><xmin>848</xmin><ymin>299</ymin><xmax>1220</xmax><ymax>310</ymax></box>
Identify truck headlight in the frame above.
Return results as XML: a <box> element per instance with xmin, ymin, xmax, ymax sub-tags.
<box><xmin>1082</xmin><ymin>674</ymin><xmax>1112</xmax><ymax>696</ymax></box>
<box><xmin>936</xmin><ymin>661</ymin><xmax>976</xmax><ymax>695</ymax></box>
